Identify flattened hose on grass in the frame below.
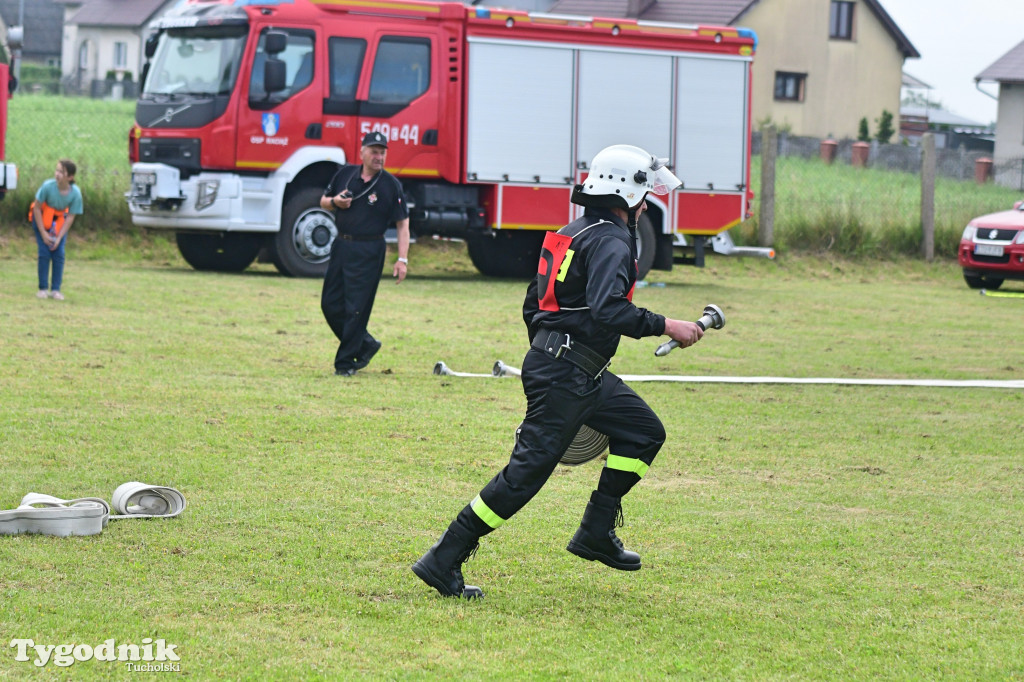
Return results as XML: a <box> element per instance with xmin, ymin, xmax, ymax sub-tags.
<box><xmin>0</xmin><ymin>482</ymin><xmax>186</xmax><ymax>537</ymax></box>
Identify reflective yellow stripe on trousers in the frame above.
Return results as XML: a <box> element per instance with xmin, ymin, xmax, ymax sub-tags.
<box><xmin>605</xmin><ymin>454</ymin><xmax>649</xmax><ymax>478</ymax></box>
<box><xmin>470</xmin><ymin>495</ymin><xmax>505</xmax><ymax>529</ymax></box>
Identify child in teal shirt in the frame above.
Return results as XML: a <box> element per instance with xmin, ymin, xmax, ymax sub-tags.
<box><xmin>33</xmin><ymin>159</ymin><xmax>83</xmax><ymax>300</ymax></box>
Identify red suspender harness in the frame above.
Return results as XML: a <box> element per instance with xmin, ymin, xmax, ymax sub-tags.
<box><xmin>537</xmin><ymin>231</ymin><xmax>573</xmax><ymax>312</ymax></box>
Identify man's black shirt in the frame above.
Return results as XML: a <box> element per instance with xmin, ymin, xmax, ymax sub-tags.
<box><xmin>324</xmin><ymin>165</ymin><xmax>408</xmax><ymax>237</ymax></box>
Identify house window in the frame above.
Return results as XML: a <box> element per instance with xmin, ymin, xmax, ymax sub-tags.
<box><xmin>774</xmin><ymin>72</ymin><xmax>806</xmax><ymax>102</ymax></box>
<box><xmin>830</xmin><ymin>1</ymin><xmax>854</xmax><ymax>40</ymax></box>
<box><xmin>114</xmin><ymin>41</ymin><xmax>128</xmax><ymax>69</ymax></box>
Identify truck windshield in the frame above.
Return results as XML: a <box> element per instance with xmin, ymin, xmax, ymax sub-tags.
<box><xmin>143</xmin><ymin>26</ymin><xmax>247</xmax><ymax>97</ymax></box>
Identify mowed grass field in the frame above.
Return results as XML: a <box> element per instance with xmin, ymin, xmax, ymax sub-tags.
<box><xmin>1</xmin><ymin>239</ymin><xmax>1023</xmax><ymax>679</ymax></box>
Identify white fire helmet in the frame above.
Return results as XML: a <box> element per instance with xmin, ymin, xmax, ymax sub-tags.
<box><xmin>571</xmin><ymin>144</ymin><xmax>682</xmax><ymax>210</ymax></box>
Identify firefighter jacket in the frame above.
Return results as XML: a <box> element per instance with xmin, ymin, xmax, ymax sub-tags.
<box><xmin>523</xmin><ymin>207</ymin><xmax>666</xmax><ymax>359</ymax></box>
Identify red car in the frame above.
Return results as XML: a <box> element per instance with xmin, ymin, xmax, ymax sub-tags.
<box><xmin>958</xmin><ymin>201</ymin><xmax>1024</xmax><ymax>289</ymax></box>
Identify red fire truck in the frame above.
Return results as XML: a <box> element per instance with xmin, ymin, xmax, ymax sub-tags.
<box><xmin>126</xmin><ymin>0</ymin><xmax>757</xmax><ymax>278</ymax></box>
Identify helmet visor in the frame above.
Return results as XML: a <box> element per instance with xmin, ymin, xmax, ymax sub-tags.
<box><xmin>648</xmin><ymin>160</ymin><xmax>681</xmax><ymax>195</ymax></box>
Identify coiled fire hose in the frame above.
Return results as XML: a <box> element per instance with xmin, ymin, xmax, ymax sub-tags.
<box><xmin>0</xmin><ymin>482</ymin><xmax>186</xmax><ymax>537</ymax></box>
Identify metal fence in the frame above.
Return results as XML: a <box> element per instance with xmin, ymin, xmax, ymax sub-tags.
<box><xmin>4</xmin><ymin>96</ymin><xmax>1022</xmax><ymax>247</ymax></box>
<box><xmin>993</xmin><ymin>158</ymin><xmax>1024</xmax><ymax>191</ymax></box>
<box><xmin>751</xmin><ymin>131</ymin><xmax>999</xmax><ymax>183</ymax></box>
<box><xmin>2</xmin><ymin>95</ymin><xmax>136</xmax><ymax>228</ymax></box>
<box><xmin>745</xmin><ymin>129</ymin><xmax>1024</xmax><ymax>258</ymax></box>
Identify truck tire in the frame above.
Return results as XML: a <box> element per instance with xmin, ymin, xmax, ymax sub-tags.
<box><xmin>175</xmin><ymin>232</ymin><xmax>263</xmax><ymax>272</ymax></box>
<box><xmin>963</xmin><ymin>270</ymin><xmax>1003</xmax><ymax>290</ymax></box>
<box><xmin>467</xmin><ymin>230</ymin><xmax>544</xmax><ymax>279</ymax></box>
<box><xmin>636</xmin><ymin>213</ymin><xmax>656</xmax><ymax>281</ymax></box>
<box><xmin>271</xmin><ymin>186</ymin><xmax>336</xmax><ymax>277</ymax></box>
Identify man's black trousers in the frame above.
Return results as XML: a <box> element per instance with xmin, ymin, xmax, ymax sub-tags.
<box><xmin>321</xmin><ymin>237</ymin><xmax>386</xmax><ymax>372</ymax></box>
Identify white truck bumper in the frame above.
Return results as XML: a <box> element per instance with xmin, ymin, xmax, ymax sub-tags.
<box><xmin>126</xmin><ymin>162</ymin><xmax>283</xmax><ymax>233</ymax></box>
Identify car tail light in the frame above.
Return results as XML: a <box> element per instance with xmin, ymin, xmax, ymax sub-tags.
<box><xmin>128</xmin><ymin>125</ymin><xmax>141</xmax><ymax>164</ymax></box>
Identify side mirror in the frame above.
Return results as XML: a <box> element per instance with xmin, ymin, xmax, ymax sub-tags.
<box><xmin>263</xmin><ymin>58</ymin><xmax>286</xmax><ymax>94</ymax></box>
<box><xmin>264</xmin><ymin>31</ymin><xmax>287</xmax><ymax>55</ymax></box>
<box><xmin>7</xmin><ymin>26</ymin><xmax>23</xmax><ymax>49</ymax></box>
<box><xmin>145</xmin><ymin>32</ymin><xmax>160</xmax><ymax>59</ymax></box>
<box><xmin>1014</xmin><ymin>201</ymin><xmax>1023</xmax><ymax>211</ymax></box>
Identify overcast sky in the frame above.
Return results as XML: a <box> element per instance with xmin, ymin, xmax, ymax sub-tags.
<box><xmin>879</xmin><ymin>0</ymin><xmax>1024</xmax><ymax>124</ymax></box>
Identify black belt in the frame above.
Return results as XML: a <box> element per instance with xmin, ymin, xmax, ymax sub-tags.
<box><xmin>337</xmin><ymin>233</ymin><xmax>384</xmax><ymax>242</ymax></box>
<box><xmin>532</xmin><ymin>330</ymin><xmax>610</xmax><ymax>379</ymax></box>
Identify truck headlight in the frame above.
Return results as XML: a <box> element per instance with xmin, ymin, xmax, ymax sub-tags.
<box><xmin>196</xmin><ymin>180</ymin><xmax>220</xmax><ymax>211</ymax></box>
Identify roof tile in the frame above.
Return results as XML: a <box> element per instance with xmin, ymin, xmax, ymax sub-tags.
<box><xmin>976</xmin><ymin>39</ymin><xmax>1024</xmax><ymax>84</ymax></box>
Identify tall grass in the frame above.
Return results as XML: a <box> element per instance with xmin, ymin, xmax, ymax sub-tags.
<box><xmin>2</xmin><ymin>96</ymin><xmax>1020</xmax><ymax>261</ymax></box>
<box><xmin>736</xmin><ymin>155</ymin><xmax>1021</xmax><ymax>258</ymax></box>
<box><xmin>2</xmin><ymin>95</ymin><xmax>135</xmax><ymax>230</ymax></box>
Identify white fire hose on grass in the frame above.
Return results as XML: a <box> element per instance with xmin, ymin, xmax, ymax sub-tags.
<box><xmin>434</xmin><ymin>302</ymin><xmax>1024</xmax><ymax>462</ymax></box>
<box><xmin>0</xmin><ymin>482</ymin><xmax>186</xmax><ymax>538</ymax></box>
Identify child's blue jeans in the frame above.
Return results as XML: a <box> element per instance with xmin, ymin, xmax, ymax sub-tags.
<box><xmin>34</xmin><ymin>220</ymin><xmax>66</xmax><ymax>292</ymax></box>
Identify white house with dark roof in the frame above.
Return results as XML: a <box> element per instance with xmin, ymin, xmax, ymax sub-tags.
<box><xmin>0</xmin><ymin>0</ymin><xmax>65</xmax><ymax>66</ymax></box>
<box><xmin>56</xmin><ymin>0</ymin><xmax>177</xmax><ymax>94</ymax></box>
<box><xmin>976</xmin><ymin>39</ymin><xmax>1024</xmax><ymax>172</ymax></box>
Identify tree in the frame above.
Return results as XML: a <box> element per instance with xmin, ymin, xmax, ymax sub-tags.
<box><xmin>857</xmin><ymin>117</ymin><xmax>871</xmax><ymax>142</ymax></box>
<box><xmin>875</xmin><ymin>110</ymin><xmax>895</xmax><ymax>144</ymax></box>
<box><xmin>901</xmin><ymin>91</ymin><xmax>943</xmax><ymax>110</ymax></box>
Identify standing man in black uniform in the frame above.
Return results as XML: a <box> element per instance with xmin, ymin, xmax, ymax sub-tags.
<box><xmin>321</xmin><ymin>131</ymin><xmax>410</xmax><ymax>376</ymax></box>
<box><xmin>413</xmin><ymin>144</ymin><xmax>704</xmax><ymax>599</ymax></box>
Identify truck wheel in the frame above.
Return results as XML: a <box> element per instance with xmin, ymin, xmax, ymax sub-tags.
<box><xmin>467</xmin><ymin>230</ymin><xmax>544</xmax><ymax>278</ymax></box>
<box><xmin>272</xmin><ymin>186</ymin><xmax>336</xmax><ymax>277</ymax></box>
<box><xmin>636</xmin><ymin>213</ymin><xmax>656</xmax><ymax>281</ymax></box>
<box><xmin>963</xmin><ymin>270</ymin><xmax>1003</xmax><ymax>290</ymax></box>
<box><xmin>175</xmin><ymin>232</ymin><xmax>263</xmax><ymax>272</ymax></box>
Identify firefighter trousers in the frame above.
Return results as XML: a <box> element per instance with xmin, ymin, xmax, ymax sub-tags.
<box><xmin>458</xmin><ymin>346</ymin><xmax>666</xmax><ymax>535</ymax></box>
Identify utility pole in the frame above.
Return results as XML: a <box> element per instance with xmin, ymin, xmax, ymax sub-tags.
<box><xmin>921</xmin><ymin>133</ymin><xmax>936</xmax><ymax>261</ymax></box>
<box><xmin>759</xmin><ymin>125</ymin><xmax>776</xmax><ymax>248</ymax></box>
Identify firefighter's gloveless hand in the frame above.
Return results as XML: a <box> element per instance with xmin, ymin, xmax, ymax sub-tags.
<box><xmin>662</xmin><ymin>318</ymin><xmax>703</xmax><ymax>349</ymax></box>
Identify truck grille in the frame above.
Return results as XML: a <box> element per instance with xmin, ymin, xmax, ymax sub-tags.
<box><xmin>138</xmin><ymin>138</ymin><xmax>201</xmax><ymax>178</ymax></box>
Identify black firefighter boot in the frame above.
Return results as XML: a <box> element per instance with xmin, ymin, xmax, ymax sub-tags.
<box><xmin>412</xmin><ymin>524</ymin><xmax>484</xmax><ymax>599</ymax></box>
<box><xmin>566</xmin><ymin>490</ymin><xmax>642</xmax><ymax>571</ymax></box>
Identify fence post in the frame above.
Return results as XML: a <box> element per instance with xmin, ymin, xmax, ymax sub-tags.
<box><xmin>921</xmin><ymin>132</ymin><xmax>936</xmax><ymax>262</ymax></box>
<box><xmin>760</xmin><ymin>125</ymin><xmax>776</xmax><ymax>248</ymax></box>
